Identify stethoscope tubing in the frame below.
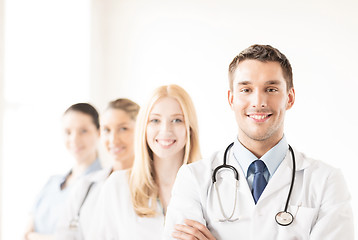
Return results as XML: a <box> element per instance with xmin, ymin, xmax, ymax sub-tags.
<box><xmin>212</xmin><ymin>142</ymin><xmax>296</xmax><ymax>225</ymax></box>
<box><xmin>212</xmin><ymin>142</ymin><xmax>238</xmax><ymax>183</ymax></box>
<box><xmin>284</xmin><ymin>145</ymin><xmax>295</xmax><ymax>213</ymax></box>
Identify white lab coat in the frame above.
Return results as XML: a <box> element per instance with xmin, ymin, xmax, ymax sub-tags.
<box><xmin>164</xmin><ymin>147</ymin><xmax>354</xmax><ymax>240</ymax></box>
<box><xmin>55</xmin><ymin>167</ymin><xmax>112</xmax><ymax>240</ymax></box>
<box><xmin>88</xmin><ymin>169</ymin><xmax>165</xmax><ymax>240</ymax></box>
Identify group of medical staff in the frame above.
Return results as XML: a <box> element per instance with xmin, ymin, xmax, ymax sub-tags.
<box><xmin>24</xmin><ymin>44</ymin><xmax>355</xmax><ymax>240</ymax></box>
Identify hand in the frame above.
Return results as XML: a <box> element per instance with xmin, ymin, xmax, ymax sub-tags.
<box><xmin>25</xmin><ymin>232</ymin><xmax>54</xmax><ymax>240</ymax></box>
<box><xmin>172</xmin><ymin>219</ymin><xmax>216</xmax><ymax>240</ymax></box>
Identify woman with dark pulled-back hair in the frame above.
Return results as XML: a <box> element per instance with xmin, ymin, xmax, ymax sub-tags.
<box><xmin>55</xmin><ymin>98</ymin><xmax>140</xmax><ymax>240</ymax></box>
<box><xmin>24</xmin><ymin>103</ymin><xmax>102</xmax><ymax>240</ymax></box>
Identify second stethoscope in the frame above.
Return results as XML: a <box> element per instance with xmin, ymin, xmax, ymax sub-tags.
<box><xmin>69</xmin><ymin>182</ymin><xmax>95</xmax><ymax>230</ymax></box>
<box><xmin>212</xmin><ymin>142</ymin><xmax>296</xmax><ymax>226</ymax></box>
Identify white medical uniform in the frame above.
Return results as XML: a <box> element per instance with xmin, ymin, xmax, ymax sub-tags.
<box><xmin>88</xmin><ymin>169</ymin><xmax>165</xmax><ymax>240</ymax></box>
<box><xmin>55</xmin><ymin>167</ymin><xmax>112</xmax><ymax>240</ymax></box>
<box><xmin>164</xmin><ymin>147</ymin><xmax>354</xmax><ymax>240</ymax></box>
<box><xmin>31</xmin><ymin>159</ymin><xmax>102</xmax><ymax>235</ymax></box>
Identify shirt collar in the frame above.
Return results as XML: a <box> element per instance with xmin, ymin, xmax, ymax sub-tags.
<box><xmin>84</xmin><ymin>158</ymin><xmax>102</xmax><ymax>174</ymax></box>
<box><xmin>233</xmin><ymin>136</ymin><xmax>288</xmax><ymax>178</ymax></box>
<box><xmin>60</xmin><ymin>158</ymin><xmax>102</xmax><ymax>188</ymax></box>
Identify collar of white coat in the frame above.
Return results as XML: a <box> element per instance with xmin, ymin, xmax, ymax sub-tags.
<box><xmin>232</xmin><ymin>136</ymin><xmax>288</xmax><ymax>179</ymax></box>
<box><xmin>86</xmin><ymin>166</ymin><xmax>113</xmax><ymax>182</ymax></box>
<box><xmin>231</xmin><ymin>137</ymin><xmax>312</xmax><ymax>173</ymax></box>
<box><xmin>226</xmin><ymin>144</ymin><xmax>312</xmax><ymax>203</ymax></box>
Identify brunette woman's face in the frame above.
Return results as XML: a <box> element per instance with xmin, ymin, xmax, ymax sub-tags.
<box><xmin>146</xmin><ymin>97</ymin><xmax>187</xmax><ymax>161</ymax></box>
<box><xmin>101</xmin><ymin>109</ymin><xmax>136</xmax><ymax>164</ymax></box>
<box><xmin>63</xmin><ymin>111</ymin><xmax>100</xmax><ymax>162</ymax></box>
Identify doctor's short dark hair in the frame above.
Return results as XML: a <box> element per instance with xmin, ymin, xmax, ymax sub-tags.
<box><xmin>64</xmin><ymin>103</ymin><xmax>100</xmax><ymax>129</ymax></box>
<box><xmin>228</xmin><ymin>44</ymin><xmax>293</xmax><ymax>91</ymax></box>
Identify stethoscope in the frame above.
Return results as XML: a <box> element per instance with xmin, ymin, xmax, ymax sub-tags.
<box><xmin>212</xmin><ymin>142</ymin><xmax>296</xmax><ymax>226</ymax></box>
<box><xmin>69</xmin><ymin>182</ymin><xmax>95</xmax><ymax>230</ymax></box>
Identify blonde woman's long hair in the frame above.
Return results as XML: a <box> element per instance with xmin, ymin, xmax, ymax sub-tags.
<box><xmin>129</xmin><ymin>84</ymin><xmax>201</xmax><ymax>217</ymax></box>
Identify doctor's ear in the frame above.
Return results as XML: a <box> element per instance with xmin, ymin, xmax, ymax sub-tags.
<box><xmin>228</xmin><ymin>90</ymin><xmax>234</xmax><ymax>109</ymax></box>
<box><xmin>286</xmin><ymin>88</ymin><xmax>295</xmax><ymax>110</ymax></box>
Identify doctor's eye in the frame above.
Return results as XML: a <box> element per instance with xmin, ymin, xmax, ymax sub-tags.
<box><xmin>119</xmin><ymin>127</ymin><xmax>128</xmax><ymax>132</ymax></box>
<box><xmin>80</xmin><ymin>129</ymin><xmax>88</xmax><ymax>134</ymax></box>
<box><xmin>102</xmin><ymin>127</ymin><xmax>110</xmax><ymax>134</ymax></box>
<box><xmin>172</xmin><ymin>118</ymin><xmax>183</xmax><ymax>123</ymax></box>
<box><xmin>149</xmin><ymin>118</ymin><xmax>159</xmax><ymax>124</ymax></box>
<box><xmin>240</xmin><ymin>88</ymin><xmax>251</xmax><ymax>93</ymax></box>
<box><xmin>266</xmin><ymin>88</ymin><xmax>278</xmax><ymax>93</ymax></box>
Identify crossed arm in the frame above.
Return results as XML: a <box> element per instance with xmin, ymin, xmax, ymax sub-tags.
<box><xmin>171</xmin><ymin>219</ymin><xmax>216</xmax><ymax>240</ymax></box>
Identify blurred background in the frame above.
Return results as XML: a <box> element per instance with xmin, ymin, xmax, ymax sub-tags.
<box><xmin>0</xmin><ymin>0</ymin><xmax>357</xmax><ymax>239</ymax></box>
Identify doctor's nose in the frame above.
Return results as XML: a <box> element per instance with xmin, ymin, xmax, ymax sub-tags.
<box><xmin>67</xmin><ymin>132</ymin><xmax>82</xmax><ymax>147</ymax></box>
<box><xmin>251</xmin><ymin>91</ymin><xmax>267</xmax><ymax>108</ymax></box>
<box><xmin>160</xmin><ymin>120</ymin><xmax>171</xmax><ymax>132</ymax></box>
<box><xmin>109</xmin><ymin>132</ymin><xmax>120</xmax><ymax>145</ymax></box>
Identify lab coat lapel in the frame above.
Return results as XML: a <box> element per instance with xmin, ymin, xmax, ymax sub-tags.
<box><xmin>258</xmin><ymin>148</ymin><xmax>310</xmax><ymax>203</ymax></box>
<box><xmin>229</xmin><ymin>152</ymin><xmax>256</xmax><ymax>205</ymax></box>
<box><xmin>258</xmin><ymin>150</ymin><xmax>293</xmax><ymax>202</ymax></box>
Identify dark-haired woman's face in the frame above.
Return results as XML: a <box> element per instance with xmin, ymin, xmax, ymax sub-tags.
<box><xmin>101</xmin><ymin>109</ymin><xmax>136</xmax><ymax>164</ymax></box>
<box><xmin>63</xmin><ymin>111</ymin><xmax>100</xmax><ymax>163</ymax></box>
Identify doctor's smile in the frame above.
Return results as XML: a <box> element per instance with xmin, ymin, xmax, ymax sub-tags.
<box><xmin>156</xmin><ymin>139</ymin><xmax>177</xmax><ymax>148</ymax></box>
<box><xmin>109</xmin><ymin>146</ymin><xmax>126</xmax><ymax>154</ymax></box>
<box><xmin>70</xmin><ymin>146</ymin><xmax>85</xmax><ymax>153</ymax></box>
<box><xmin>247</xmin><ymin>113</ymin><xmax>272</xmax><ymax>122</ymax></box>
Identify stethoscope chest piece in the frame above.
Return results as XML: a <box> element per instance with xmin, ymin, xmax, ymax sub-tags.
<box><xmin>69</xmin><ymin>218</ymin><xmax>79</xmax><ymax>230</ymax></box>
<box><xmin>275</xmin><ymin>211</ymin><xmax>294</xmax><ymax>226</ymax></box>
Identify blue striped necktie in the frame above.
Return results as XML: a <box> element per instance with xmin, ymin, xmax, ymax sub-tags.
<box><xmin>251</xmin><ymin>160</ymin><xmax>267</xmax><ymax>204</ymax></box>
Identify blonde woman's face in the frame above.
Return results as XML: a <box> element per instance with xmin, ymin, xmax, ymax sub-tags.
<box><xmin>146</xmin><ymin>97</ymin><xmax>187</xmax><ymax>161</ymax></box>
<box><xmin>101</xmin><ymin>109</ymin><xmax>136</xmax><ymax>163</ymax></box>
<box><xmin>63</xmin><ymin>111</ymin><xmax>100</xmax><ymax>163</ymax></box>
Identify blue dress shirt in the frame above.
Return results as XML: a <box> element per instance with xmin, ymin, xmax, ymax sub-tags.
<box><xmin>232</xmin><ymin>136</ymin><xmax>288</xmax><ymax>191</ymax></box>
<box><xmin>32</xmin><ymin>159</ymin><xmax>102</xmax><ymax>234</ymax></box>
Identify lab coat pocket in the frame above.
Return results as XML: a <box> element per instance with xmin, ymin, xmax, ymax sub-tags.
<box><xmin>277</xmin><ymin>204</ymin><xmax>318</xmax><ymax>240</ymax></box>
<box><xmin>291</xmin><ymin>204</ymin><xmax>317</xmax><ymax>230</ymax></box>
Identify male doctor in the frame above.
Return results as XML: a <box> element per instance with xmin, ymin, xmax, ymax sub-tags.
<box><xmin>163</xmin><ymin>44</ymin><xmax>354</xmax><ymax>240</ymax></box>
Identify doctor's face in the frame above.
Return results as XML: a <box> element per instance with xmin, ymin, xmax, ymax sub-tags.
<box><xmin>101</xmin><ymin>109</ymin><xmax>136</xmax><ymax>164</ymax></box>
<box><xmin>63</xmin><ymin>111</ymin><xmax>100</xmax><ymax>163</ymax></box>
<box><xmin>146</xmin><ymin>97</ymin><xmax>187</xmax><ymax>161</ymax></box>
<box><xmin>228</xmin><ymin>60</ymin><xmax>295</xmax><ymax>146</ymax></box>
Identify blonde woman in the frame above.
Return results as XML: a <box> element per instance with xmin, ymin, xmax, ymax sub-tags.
<box><xmin>55</xmin><ymin>98</ymin><xmax>139</xmax><ymax>240</ymax></box>
<box><xmin>89</xmin><ymin>84</ymin><xmax>212</xmax><ymax>239</ymax></box>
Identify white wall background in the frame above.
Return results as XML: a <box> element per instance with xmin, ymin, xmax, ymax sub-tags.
<box><xmin>1</xmin><ymin>0</ymin><xmax>357</xmax><ymax>239</ymax></box>
<box><xmin>1</xmin><ymin>0</ymin><xmax>91</xmax><ymax>239</ymax></box>
<box><xmin>0</xmin><ymin>0</ymin><xmax>4</xmax><ymax>237</ymax></box>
